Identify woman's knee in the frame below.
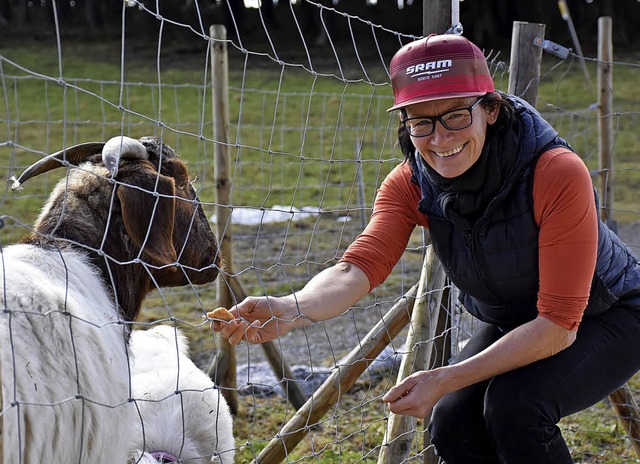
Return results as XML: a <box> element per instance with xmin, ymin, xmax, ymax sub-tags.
<box><xmin>429</xmin><ymin>394</ymin><xmax>461</xmax><ymax>443</ymax></box>
<box><xmin>484</xmin><ymin>377</ymin><xmax>573</xmax><ymax>463</ymax></box>
<box><xmin>429</xmin><ymin>386</ymin><xmax>490</xmax><ymax>456</ymax></box>
<box><xmin>484</xmin><ymin>375</ymin><xmax>552</xmax><ymax>437</ymax></box>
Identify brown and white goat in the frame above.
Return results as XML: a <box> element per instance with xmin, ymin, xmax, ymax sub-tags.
<box><xmin>0</xmin><ymin>136</ymin><xmax>224</xmax><ymax>463</ymax></box>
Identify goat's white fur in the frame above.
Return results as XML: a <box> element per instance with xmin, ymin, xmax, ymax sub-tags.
<box><xmin>0</xmin><ymin>246</ymin><xmax>234</xmax><ymax>463</ymax></box>
<box><xmin>128</xmin><ymin>326</ymin><xmax>234</xmax><ymax>464</ymax></box>
<box><xmin>0</xmin><ymin>244</ymin><xmax>134</xmax><ymax>462</ymax></box>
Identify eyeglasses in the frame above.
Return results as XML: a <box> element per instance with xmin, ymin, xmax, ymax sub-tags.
<box><xmin>401</xmin><ymin>98</ymin><xmax>485</xmax><ymax>138</ymax></box>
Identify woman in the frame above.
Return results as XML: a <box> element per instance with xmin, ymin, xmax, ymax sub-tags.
<box><xmin>213</xmin><ymin>34</ymin><xmax>640</xmax><ymax>463</ymax></box>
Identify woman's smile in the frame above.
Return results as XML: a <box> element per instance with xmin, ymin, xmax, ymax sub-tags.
<box><xmin>432</xmin><ymin>142</ymin><xmax>468</xmax><ymax>158</ymax></box>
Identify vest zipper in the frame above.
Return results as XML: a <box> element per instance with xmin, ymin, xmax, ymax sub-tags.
<box><xmin>465</xmin><ymin>224</ymin><xmax>497</xmax><ymax>299</ymax></box>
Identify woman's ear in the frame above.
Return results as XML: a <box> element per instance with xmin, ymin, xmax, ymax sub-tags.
<box><xmin>486</xmin><ymin>94</ymin><xmax>502</xmax><ymax>125</ymax></box>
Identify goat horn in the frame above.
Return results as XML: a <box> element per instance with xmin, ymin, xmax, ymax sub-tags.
<box><xmin>11</xmin><ymin>142</ymin><xmax>106</xmax><ymax>191</ymax></box>
<box><xmin>102</xmin><ymin>136</ymin><xmax>148</xmax><ymax>178</ymax></box>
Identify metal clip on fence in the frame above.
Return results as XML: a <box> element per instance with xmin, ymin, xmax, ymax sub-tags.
<box><xmin>446</xmin><ymin>23</ymin><xmax>463</xmax><ymax>36</ymax></box>
<box><xmin>533</xmin><ymin>37</ymin><xmax>571</xmax><ymax>60</ymax></box>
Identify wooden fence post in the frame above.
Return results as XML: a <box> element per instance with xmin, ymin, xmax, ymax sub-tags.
<box><xmin>419</xmin><ymin>2</ymin><xmax>460</xmax><ymax>461</ymax></box>
<box><xmin>609</xmin><ymin>385</ymin><xmax>640</xmax><ymax>457</ymax></box>
<box><xmin>225</xmin><ymin>276</ymin><xmax>309</xmax><ymax>411</ymax></box>
<box><xmin>209</xmin><ymin>23</ymin><xmax>238</xmax><ymax>415</ymax></box>
<box><xmin>251</xmin><ymin>284</ymin><xmax>419</xmax><ymax>464</ymax></box>
<box><xmin>208</xmin><ymin>24</ymin><xmax>308</xmax><ymax>414</ymax></box>
<box><xmin>597</xmin><ymin>16</ymin><xmax>640</xmax><ymax>458</ymax></box>
<box><xmin>598</xmin><ymin>16</ymin><xmax>614</xmax><ymax>224</ymax></box>
<box><xmin>422</xmin><ymin>0</ymin><xmax>460</xmax><ymax>36</ymax></box>
<box><xmin>508</xmin><ymin>21</ymin><xmax>545</xmax><ymax>105</ymax></box>
<box><xmin>378</xmin><ymin>247</ymin><xmax>447</xmax><ymax>464</ymax></box>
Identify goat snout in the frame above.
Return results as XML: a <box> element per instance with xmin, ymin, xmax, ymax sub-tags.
<box><xmin>176</xmin><ymin>231</ymin><xmax>220</xmax><ymax>286</ymax></box>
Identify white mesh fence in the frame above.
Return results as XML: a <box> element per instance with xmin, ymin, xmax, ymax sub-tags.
<box><xmin>1</xmin><ymin>1</ymin><xmax>640</xmax><ymax>463</ymax></box>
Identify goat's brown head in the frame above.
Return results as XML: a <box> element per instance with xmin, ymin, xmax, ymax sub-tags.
<box><xmin>12</xmin><ymin>136</ymin><xmax>220</xmax><ymax>319</ymax></box>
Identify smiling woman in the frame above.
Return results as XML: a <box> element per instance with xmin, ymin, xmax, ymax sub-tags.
<box><xmin>213</xmin><ymin>32</ymin><xmax>640</xmax><ymax>464</ymax></box>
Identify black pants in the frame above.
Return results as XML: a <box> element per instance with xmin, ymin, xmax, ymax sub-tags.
<box><xmin>428</xmin><ymin>305</ymin><xmax>640</xmax><ymax>464</ymax></box>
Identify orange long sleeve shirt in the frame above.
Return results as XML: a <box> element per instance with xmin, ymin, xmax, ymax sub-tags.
<box><xmin>341</xmin><ymin>148</ymin><xmax>598</xmax><ymax>330</ymax></box>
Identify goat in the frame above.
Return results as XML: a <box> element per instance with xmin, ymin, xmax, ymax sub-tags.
<box><xmin>128</xmin><ymin>325</ymin><xmax>234</xmax><ymax>464</ymax></box>
<box><xmin>1</xmin><ymin>136</ymin><xmax>222</xmax><ymax>463</ymax></box>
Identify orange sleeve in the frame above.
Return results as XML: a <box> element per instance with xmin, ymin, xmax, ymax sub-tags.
<box><xmin>340</xmin><ymin>162</ymin><xmax>428</xmax><ymax>291</ymax></box>
<box><xmin>534</xmin><ymin>148</ymin><xmax>598</xmax><ymax>330</ymax></box>
<box><xmin>341</xmin><ymin>150</ymin><xmax>598</xmax><ymax>330</ymax></box>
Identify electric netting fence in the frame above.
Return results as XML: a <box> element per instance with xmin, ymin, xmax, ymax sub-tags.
<box><xmin>1</xmin><ymin>1</ymin><xmax>640</xmax><ymax>463</ymax></box>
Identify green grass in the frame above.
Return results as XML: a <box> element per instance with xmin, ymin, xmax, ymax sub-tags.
<box><xmin>2</xmin><ymin>41</ymin><xmax>640</xmax><ymax>463</ymax></box>
<box><xmin>0</xmin><ymin>40</ymin><xmax>399</xmax><ymax>242</ymax></box>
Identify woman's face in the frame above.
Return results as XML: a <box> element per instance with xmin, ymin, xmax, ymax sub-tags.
<box><xmin>404</xmin><ymin>97</ymin><xmax>499</xmax><ymax>178</ymax></box>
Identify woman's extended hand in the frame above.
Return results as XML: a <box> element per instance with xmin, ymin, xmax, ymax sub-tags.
<box><xmin>382</xmin><ymin>369</ymin><xmax>448</xmax><ymax>419</ymax></box>
<box><xmin>211</xmin><ymin>296</ymin><xmax>302</xmax><ymax>345</ymax></box>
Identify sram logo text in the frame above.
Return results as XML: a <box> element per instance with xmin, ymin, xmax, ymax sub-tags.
<box><xmin>406</xmin><ymin>60</ymin><xmax>452</xmax><ymax>75</ymax></box>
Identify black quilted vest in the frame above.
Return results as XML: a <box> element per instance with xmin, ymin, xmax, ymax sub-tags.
<box><xmin>410</xmin><ymin>95</ymin><xmax>640</xmax><ymax>330</ymax></box>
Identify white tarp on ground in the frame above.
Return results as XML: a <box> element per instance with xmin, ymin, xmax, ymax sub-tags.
<box><xmin>210</xmin><ymin>205</ymin><xmax>352</xmax><ymax>225</ymax></box>
<box><xmin>210</xmin><ymin>205</ymin><xmax>320</xmax><ymax>225</ymax></box>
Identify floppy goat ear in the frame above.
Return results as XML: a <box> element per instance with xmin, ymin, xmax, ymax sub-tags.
<box><xmin>117</xmin><ymin>163</ymin><xmax>178</xmax><ymax>270</ymax></box>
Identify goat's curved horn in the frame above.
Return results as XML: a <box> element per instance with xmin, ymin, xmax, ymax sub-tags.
<box><xmin>102</xmin><ymin>136</ymin><xmax>148</xmax><ymax>178</ymax></box>
<box><xmin>11</xmin><ymin>142</ymin><xmax>106</xmax><ymax>191</ymax></box>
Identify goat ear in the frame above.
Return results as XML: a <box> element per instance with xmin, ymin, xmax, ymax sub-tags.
<box><xmin>116</xmin><ymin>164</ymin><xmax>178</xmax><ymax>269</ymax></box>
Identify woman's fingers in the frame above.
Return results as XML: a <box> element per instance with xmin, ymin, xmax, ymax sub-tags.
<box><xmin>210</xmin><ymin>297</ymin><xmax>288</xmax><ymax>345</ymax></box>
<box><xmin>383</xmin><ymin>373</ymin><xmax>436</xmax><ymax>419</ymax></box>
<box><xmin>245</xmin><ymin>319</ymin><xmax>268</xmax><ymax>343</ymax></box>
<box><xmin>209</xmin><ymin>318</ymin><xmax>247</xmax><ymax>345</ymax></box>
<box><xmin>383</xmin><ymin>378</ymin><xmax>414</xmax><ymax>403</ymax></box>
<box><xmin>222</xmin><ymin>320</ymin><xmax>247</xmax><ymax>345</ymax></box>
<box><xmin>212</xmin><ymin>317</ymin><xmax>267</xmax><ymax>345</ymax></box>
<box><xmin>386</xmin><ymin>392</ymin><xmax>416</xmax><ymax>415</ymax></box>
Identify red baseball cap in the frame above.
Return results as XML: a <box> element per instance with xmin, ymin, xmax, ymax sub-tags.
<box><xmin>388</xmin><ymin>34</ymin><xmax>495</xmax><ymax>112</ymax></box>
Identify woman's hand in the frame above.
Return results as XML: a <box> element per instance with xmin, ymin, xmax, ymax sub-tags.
<box><xmin>382</xmin><ymin>317</ymin><xmax>577</xmax><ymax>419</ymax></box>
<box><xmin>211</xmin><ymin>295</ymin><xmax>303</xmax><ymax>345</ymax></box>
<box><xmin>211</xmin><ymin>262</ymin><xmax>370</xmax><ymax>346</ymax></box>
<box><xmin>382</xmin><ymin>369</ymin><xmax>447</xmax><ymax>419</ymax></box>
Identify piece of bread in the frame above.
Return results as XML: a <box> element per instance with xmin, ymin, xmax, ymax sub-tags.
<box><xmin>206</xmin><ymin>306</ymin><xmax>235</xmax><ymax>322</ymax></box>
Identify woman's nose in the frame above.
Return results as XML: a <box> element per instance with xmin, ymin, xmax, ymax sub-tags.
<box><xmin>429</xmin><ymin>120</ymin><xmax>454</xmax><ymax>145</ymax></box>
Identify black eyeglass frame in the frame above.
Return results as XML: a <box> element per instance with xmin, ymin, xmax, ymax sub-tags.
<box><xmin>401</xmin><ymin>97</ymin><xmax>485</xmax><ymax>138</ymax></box>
